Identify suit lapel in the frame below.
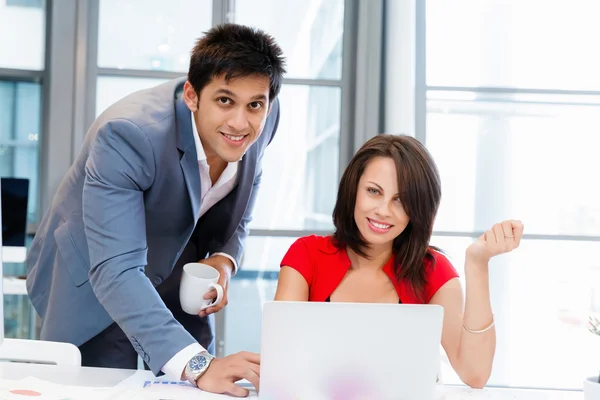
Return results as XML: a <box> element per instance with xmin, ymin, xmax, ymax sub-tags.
<box><xmin>175</xmin><ymin>95</ymin><xmax>202</xmax><ymax>223</ymax></box>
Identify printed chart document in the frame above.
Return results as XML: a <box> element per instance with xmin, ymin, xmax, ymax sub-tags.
<box><xmin>0</xmin><ymin>377</ymin><xmax>126</xmax><ymax>400</ymax></box>
<box><xmin>0</xmin><ymin>376</ymin><xmax>258</xmax><ymax>400</ymax></box>
<box><xmin>117</xmin><ymin>372</ymin><xmax>258</xmax><ymax>399</ymax></box>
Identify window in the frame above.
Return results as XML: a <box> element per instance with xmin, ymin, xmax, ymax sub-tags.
<box><xmin>0</xmin><ymin>81</ymin><xmax>41</xmax><ymax>223</ymax></box>
<box><xmin>96</xmin><ymin>0</ymin><xmax>213</xmax><ymax>115</ymax></box>
<box><xmin>0</xmin><ymin>0</ymin><xmax>45</xmax><ymax>342</ymax></box>
<box><xmin>250</xmin><ymin>85</ymin><xmax>342</xmax><ymax>231</ymax></box>
<box><xmin>98</xmin><ymin>0</ymin><xmax>212</xmax><ymax>72</ymax></box>
<box><xmin>0</xmin><ymin>0</ymin><xmax>45</xmax><ymax>70</ymax></box>
<box><xmin>226</xmin><ymin>236</ymin><xmax>298</xmax><ymax>354</ymax></box>
<box><xmin>234</xmin><ymin>0</ymin><xmax>344</xmax><ymax>80</ymax></box>
<box><xmin>95</xmin><ymin>77</ymin><xmax>169</xmax><ymax>116</ymax></box>
<box><xmin>423</xmin><ymin>0</ymin><xmax>600</xmax><ymax>389</ymax></box>
<box><xmin>427</xmin><ymin>0</ymin><xmax>600</xmax><ymax>91</ymax></box>
<box><xmin>428</xmin><ymin>91</ymin><xmax>600</xmax><ymax>236</ymax></box>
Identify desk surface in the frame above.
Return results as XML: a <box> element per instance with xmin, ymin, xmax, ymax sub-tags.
<box><xmin>0</xmin><ymin>362</ymin><xmax>141</xmax><ymax>387</ymax></box>
<box><xmin>0</xmin><ymin>363</ymin><xmax>583</xmax><ymax>399</ymax></box>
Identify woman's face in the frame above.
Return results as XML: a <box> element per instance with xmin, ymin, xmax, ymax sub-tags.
<box><xmin>354</xmin><ymin>156</ymin><xmax>410</xmax><ymax>248</ymax></box>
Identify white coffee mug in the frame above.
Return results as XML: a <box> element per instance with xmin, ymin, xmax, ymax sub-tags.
<box><xmin>180</xmin><ymin>263</ymin><xmax>224</xmax><ymax>315</ymax></box>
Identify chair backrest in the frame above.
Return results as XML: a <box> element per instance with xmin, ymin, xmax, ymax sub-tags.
<box><xmin>0</xmin><ymin>338</ymin><xmax>82</xmax><ymax>366</ymax></box>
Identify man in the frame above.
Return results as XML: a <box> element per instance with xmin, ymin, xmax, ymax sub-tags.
<box><xmin>26</xmin><ymin>23</ymin><xmax>285</xmax><ymax>397</ymax></box>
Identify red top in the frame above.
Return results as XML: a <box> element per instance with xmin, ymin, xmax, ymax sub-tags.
<box><xmin>280</xmin><ymin>235</ymin><xmax>459</xmax><ymax>304</ymax></box>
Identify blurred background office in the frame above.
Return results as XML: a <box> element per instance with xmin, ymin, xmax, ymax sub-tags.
<box><xmin>1</xmin><ymin>0</ymin><xmax>600</xmax><ymax>391</ymax></box>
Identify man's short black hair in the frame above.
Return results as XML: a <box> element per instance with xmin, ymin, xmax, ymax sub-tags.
<box><xmin>188</xmin><ymin>23</ymin><xmax>286</xmax><ymax>101</ymax></box>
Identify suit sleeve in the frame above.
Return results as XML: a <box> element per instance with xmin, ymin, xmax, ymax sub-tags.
<box><xmin>83</xmin><ymin>119</ymin><xmax>197</xmax><ymax>375</ymax></box>
<box><xmin>211</xmin><ymin>99</ymin><xmax>281</xmax><ymax>267</ymax></box>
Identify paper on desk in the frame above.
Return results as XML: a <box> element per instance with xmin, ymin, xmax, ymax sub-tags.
<box><xmin>134</xmin><ymin>379</ymin><xmax>257</xmax><ymax>399</ymax></box>
<box><xmin>138</xmin><ymin>383</ymin><xmax>258</xmax><ymax>400</ymax></box>
<box><xmin>0</xmin><ymin>376</ymin><xmax>257</xmax><ymax>400</ymax></box>
<box><xmin>115</xmin><ymin>371</ymin><xmax>258</xmax><ymax>399</ymax></box>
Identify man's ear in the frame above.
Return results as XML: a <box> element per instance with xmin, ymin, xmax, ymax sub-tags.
<box><xmin>183</xmin><ymin>81</ymin><xmax>199</xmax><ymax>112</ymax></box>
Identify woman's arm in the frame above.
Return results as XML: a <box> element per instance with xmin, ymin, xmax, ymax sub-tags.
<box><xmin>430</xmin><ymin>265</ymin><xmax>495</xmax><ymax>388</ymax></box>
<box><xmin>274</xmin><ymin>266</ymin><xmax>310</xmax><ymax>301</ymax></box>
<box><xmin>430</xmin><ymin>219</ymin><xmax>523</xmax><ymax>388</ymax></box>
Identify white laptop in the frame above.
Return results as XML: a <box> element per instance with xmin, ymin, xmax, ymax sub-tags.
<box><xmin>259</xmin><ymin>301</ymin><xmax>444</xmax><ymax>400</ymax></box>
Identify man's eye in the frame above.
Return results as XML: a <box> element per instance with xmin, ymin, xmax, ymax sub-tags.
<box><xmin>249</xmin><ymin>102</ymin><xmax>263</xmax><ymax>110</ymax></box>
<box><xmin>218</xmin><ymin>97</ymin><xmax>231</xmax><ymax>104</ymax></box>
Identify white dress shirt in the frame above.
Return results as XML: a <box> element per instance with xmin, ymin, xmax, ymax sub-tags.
<box><xmin>161</xmin><ymin>112</ymin><xmax>240</xmax><ymax>380</ymax></box>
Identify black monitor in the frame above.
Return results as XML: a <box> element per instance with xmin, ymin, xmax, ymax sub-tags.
<box><xmin>1</xmin><ymin>177</ymin><xmax>29</xmax><ymax>247</ymax></box>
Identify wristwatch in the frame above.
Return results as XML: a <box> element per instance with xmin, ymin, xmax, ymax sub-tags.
<box><xmin>184</xmin><ymin>351</ymin><xmax>215</xmax><ymax>386</ymax></box>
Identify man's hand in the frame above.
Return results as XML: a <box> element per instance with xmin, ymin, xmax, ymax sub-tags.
<box><xmin>198</xmin><ymin>254</ymin><xmax>233</xmax><ymax>317</ymax></box>
<box><xmin>196</xmin><ymin>351</ymin><xmax>260</xmax><ymax>397</ymax></box>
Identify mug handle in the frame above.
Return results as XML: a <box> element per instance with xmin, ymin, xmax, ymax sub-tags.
<box><xmin>205</xmin><ymin>283</ymin><xmax>224</xmax><ymax>308</ymax></box>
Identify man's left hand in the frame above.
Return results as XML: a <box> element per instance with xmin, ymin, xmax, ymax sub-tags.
<box><xmin>198</xmin><ymin>255</ymin><xmax>233</xmax><ymax>317</ymax></box>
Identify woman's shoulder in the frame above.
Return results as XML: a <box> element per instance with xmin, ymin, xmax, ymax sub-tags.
<box><xmin>280</xmin><ymin>235</ymin><xmax>345</xmax><ymax>290</ymax></box>
<box><xmin>427</xmin><ymin>248</ymin><xmax>454</xmax><ymax>269</ymax></box>
<box><xmin>420</xmin><ymin>247</ymin><xmax>460</xmax><ymax>302</ymax></box>
<box><xmin>282</xmin><ymin>235</ymin><xmax>339</xmax><ymax>265</ymax></box>
<box><xmin>290</xmin><ymin>234</ymin><xmax>339</xmax><ymax>253</ymax></box>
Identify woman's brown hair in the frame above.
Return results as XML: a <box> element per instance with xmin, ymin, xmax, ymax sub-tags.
<box><xmin>332</xmin><ymin>134</ymin><xmax>442</xmax><ymax>301</ymax></box>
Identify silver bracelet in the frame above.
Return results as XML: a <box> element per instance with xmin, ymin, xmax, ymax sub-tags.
<box><xmin>462</xmin><ymin>314</ymin><xmax>495</xmax><ymax>334</ymax></box>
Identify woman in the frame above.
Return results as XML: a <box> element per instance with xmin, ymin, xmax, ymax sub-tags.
<box><xmin>274</xmin><ymin>134</ymin><xmax>523</xmax><ymax>388</ymax></box>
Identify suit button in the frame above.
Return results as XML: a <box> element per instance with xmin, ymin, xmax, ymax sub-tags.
<box><xmin>153</xmin><ymin>276</ymin><xmax>162</xmax><ymax>285</ymax></box>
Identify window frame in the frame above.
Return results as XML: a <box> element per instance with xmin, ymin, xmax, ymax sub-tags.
<box><xmin>416</xmin><ymin>0</ymin><xmax>600</xmax><ymax>389</ymax></box>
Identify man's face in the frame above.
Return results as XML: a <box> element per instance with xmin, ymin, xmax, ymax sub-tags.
<box><xmin>183</xmin><ymin>74</ymin><xmax>271</xmax><ymax>163</ymax></box>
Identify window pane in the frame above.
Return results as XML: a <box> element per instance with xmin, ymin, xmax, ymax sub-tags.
<box><xmin>427</xmin><ymin>0</ymin><xmax>600</xmax><ymax>91</ymax></box>
<box><xmin>226</xmin><ymin>236</ymin><xmax>300</xmax><ymax>355</ymax></box>
<box><xmin>95</xmin><ymin>76</ymin><xmax>169</xmax><ymax>116</ymax></box>
<box><xmin>241</xmin><ymin>236</ymin><xmax>298</xmax><ymax>272</ymax></box>
<box><xmin>0</xmin><ymin>81</ymin><xmax>41</xmax><ymax>223</ymax></box>
<box><xmin>249</xmin><ymin>85</ymin><xmax>341</xmax><ymax>230</ymax></box>
<box><xmin>430</xmin><ymin>235</ymin><xmax>600</xmax><ymax>390</ymax></box>
<box><xmin>0</xmin><ymin>0</ymin><xmax>45</xmax><ymax>70</ymax></box>
<box><xmin>4</xmin><ymin>295</ymin><xmax>33</xmax><ymax>339</ymax></box>
<box><xmin>226</xmin><ymin>275</ymin><xmax>278</xmax><ymax>355</ymax></box>
<box><xmin>234</xmin><ymin>0</ymin><xmax>344</xmax><ymax>80</ymax></box>
<box><xmin>98</xmin><ymin>0</ymin><xmax>212</xmax><ymax>72</ymax></box>
<box><xmin>427</xmin><ymin>91</ymin><xmax>600</xmax><ymax>236</ymax></box>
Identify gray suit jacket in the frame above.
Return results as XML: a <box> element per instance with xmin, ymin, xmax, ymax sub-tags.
<box><xmin>25</xmin><ymin>77</ymin><xmax>279</xmax><ymax>374</ymax></box>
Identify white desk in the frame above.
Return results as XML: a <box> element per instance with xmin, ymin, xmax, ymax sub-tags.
<box><xmin>0</xmin><ymin>362</ymin><xmax>140</xmax><ymax>386</ymax></box>
<box><xmin>0</xmin><ymin>363</ymin><xmax>583</xmax><ymax>399</ymax></box>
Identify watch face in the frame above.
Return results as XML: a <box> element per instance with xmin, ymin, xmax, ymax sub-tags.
<box><xmin>189</xmin><ymin>355</ymin><xmax>208</xmax><ymax>372</ymax></box>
